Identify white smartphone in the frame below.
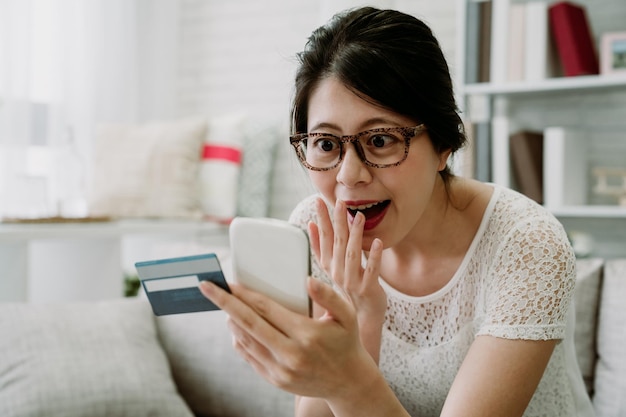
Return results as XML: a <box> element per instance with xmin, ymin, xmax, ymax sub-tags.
<box><xmin>229</xmin><ymin>217</ymin><xmax>311</xmax><ymax>316</ymax></box>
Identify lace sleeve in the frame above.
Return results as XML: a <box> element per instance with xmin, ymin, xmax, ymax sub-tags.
<box><xmin>479</xmin><ymin>215</ymin><xmax>577</xmax><ymax>341</ymax></box>
<box><xmin>288</xmin><ymin>194</ymin><xmax>332</xmax><ymax>285</ymax></box>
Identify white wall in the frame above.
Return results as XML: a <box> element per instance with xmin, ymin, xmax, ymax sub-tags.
<box><xmin>175</xmin><ymin>0</ymin><xmax>457</xmax><ymax>121</ymax></box>
<box><xmin>173</xmin><ymin>0</ymin><xmax>458</xmax><ymax>219</ymax></box>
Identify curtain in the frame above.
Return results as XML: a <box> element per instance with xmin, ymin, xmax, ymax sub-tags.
<box><xmin>0</xmin><ymin>0</ymin><xmax>179</xmax><ymax>218</ymax></box>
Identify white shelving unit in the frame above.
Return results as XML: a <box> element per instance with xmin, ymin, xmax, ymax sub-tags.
<box><xmin>457</xmin><ymin>0</ymin><xmax>626</xmax><ymax>257</ymax></box>
<box><xmin>551</xmin><ymin>205</ymin><xmax>626</xmax><ymax>219</ymax></box>
<box><xmin>0</xmin><ymin>220</ymin><xmax>229</xmax><ymax>303</ymax></box>
<box><xmin>463</xmin><ymin>73</ymin><xmax>626</xmax><ymax>96</ymax></box>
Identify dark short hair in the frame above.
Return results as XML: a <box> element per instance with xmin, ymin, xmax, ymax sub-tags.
<box><xmin>291</xmin><ymin>7</ymin><xmax>466</xmax><ymax>180</ymax></box>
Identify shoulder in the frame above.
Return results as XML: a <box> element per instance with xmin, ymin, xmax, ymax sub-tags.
<box><xmin>475</xmin><ymin>188</ymin><xmax>577</xmax><ymax>340</ymax></box>
<box><xmin>490</xmin><ymin>186</ymin><xmax>567</xmax><ymax>240</ymax></box>
<box><xmin>487</xmin><ymin>186</ymin><xmax>573</xmax><ymax>261</ymax></box>
<box><xmin>288</xmin><ymin>193</ymin><xmax>322</xmax><ymax>230</ymax></box>
<box><xmin>482</xmin><ymin>187</ymin><xmax>577</xmax><ymax>311</ymax></box>
<box><xmin>482</xmin><ymin>185</ymin><xmax>576</xmax><ymax>293</ymax></box>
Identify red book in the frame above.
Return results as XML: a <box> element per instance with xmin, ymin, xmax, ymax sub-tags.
<box><xmin>548</xmin><ymin>1</ymin><xmax>599</xmax><ymax>77</ymax></box>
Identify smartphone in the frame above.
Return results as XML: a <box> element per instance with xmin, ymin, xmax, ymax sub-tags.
<box><xmin>229</xmin><ymin>217</ymin><xmax>311</xmax><ymax>316</ymax></box>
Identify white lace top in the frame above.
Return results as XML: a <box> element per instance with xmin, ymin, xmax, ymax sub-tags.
<box><xmin>289</xmin><ymin>185</ymin><xmax>594</xmax><ymax>417</ymax></box>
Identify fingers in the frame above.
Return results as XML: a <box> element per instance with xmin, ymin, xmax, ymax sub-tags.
<box><xmin>313</xmin><ymin>197</ymin><xmax>334</xmax><ymax>274</ymax></box>
<box><xmin>201</xmin><ymin>276</ymin><xmax>360</xmax><ymax>390</ymax></box>
<box><xmin>205</xmin><ymin>286</ymin><xmax>300</xmax><ymax>385</ymax></box>
<box><xmin>227</xmin><ymin>317</ymin><xmax>273</xmax><ymax>377</ymax></box>
<box><xmin>199</xmin><ymin>280</ymin><xmax>298</xmax><ymax>346</ymax></box>
<box><xmin>308</xmin><ymin>221</ymin><xmax>321</xmax><ymax>267</ymax></box>
<box><xmin>307</xmin><ymin>277</ymin><xmax>355</xmax><ymax>328</ymax></box>
<box><xmin>364</xmin><ymin>238</ymin><xmax>383</xmax><ymax>289</ymax></box>
<box><xmin>312</xmin><ymin>197</ymin><xmax>383</xmax><ymax>298</ymax></box>
<box><xmin>343</xmin><ymin>211</ymin><xmax>365</xmax><ymax>290</ymax></box>
<box><xmin>331</xmin><ymin>199</ymin><xmax>349</xmax><ymax>286</ymax></box>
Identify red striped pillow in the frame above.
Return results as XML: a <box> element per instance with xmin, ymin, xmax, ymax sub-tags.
<box><xmin>199</xmin><ymin>115</ymin><xmax>246</xmax><ymax>222</ymax></box>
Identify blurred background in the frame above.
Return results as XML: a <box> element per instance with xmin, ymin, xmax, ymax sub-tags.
<box><xmin>0</xmin><ymin>0</ymin><xmax>456</xmax><ymax>220</ymax></box>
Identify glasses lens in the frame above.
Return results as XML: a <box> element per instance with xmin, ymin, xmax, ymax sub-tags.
<box><xmin>302</xmin><ymin>134</ymin><xmax>342</xmax><ymax>169</ymax></box>
<box><xmin>359</xmin><ymin>130</ymin><xmax>407</xmax><ymax>166</ymax></box>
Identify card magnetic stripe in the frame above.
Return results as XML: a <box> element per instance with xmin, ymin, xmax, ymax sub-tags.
<box><xmin>135</xmin><ymin>253</ymin><xmax>222</xmax><ymax>279</ymax></box>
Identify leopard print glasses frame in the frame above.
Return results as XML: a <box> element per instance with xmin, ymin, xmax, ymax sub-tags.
<box><xmin>289</xmin><ymin>124</ymin><xmax>427</xmax><ymax>171</ymax></box>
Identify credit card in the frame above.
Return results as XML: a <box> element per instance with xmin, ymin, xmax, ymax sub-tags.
<box><xmin>135</xmin><ymin>253</ymin><xmax>230</xmax><ymax>316</ymax></box>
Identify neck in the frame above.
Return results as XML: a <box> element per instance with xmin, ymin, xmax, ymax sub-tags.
<box><xmin>389</xmin><ymin>176</ymin><xmax>486</xmax><ymax>263</ymax></box>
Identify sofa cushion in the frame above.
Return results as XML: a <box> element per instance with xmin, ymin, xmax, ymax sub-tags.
<box><xmin>89</xmin><ymin>117</ymin><xmax>206</xmax><ymax>219</ymax></box>
<box><xmin>156</xmin><ymin>310</ymin><xmax>294</xmax><ymax>417</ymax></box>
<box><xmin>236</xmin><ymin>121</ymin><xmax>280</xmax><ymax>218</ymax></box>
<box><xmin>573</xmin><ymin>257</ymin><xmax>603</xmax><ymax>395</ymax></box>
<box><xmin>0</xmin><ymin>298</ymin><xmax>193</xmax><ymax>417</ymax></box>
<box><xmin>593</xmin><ymin>259</ymin><xmax>626</xmax><ymax>416</ymax></box>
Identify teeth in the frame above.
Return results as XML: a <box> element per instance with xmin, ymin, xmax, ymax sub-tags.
<box><xmin>347</xmin><ymin>202</ymin><xmax>380</xmax><ymax>211</ymax></box>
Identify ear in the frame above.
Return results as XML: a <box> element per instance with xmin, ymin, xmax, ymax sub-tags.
<box><xmin>438</xmin><ymin>149</ymin><xmax>452</xmax><ymax>171</ymax></box>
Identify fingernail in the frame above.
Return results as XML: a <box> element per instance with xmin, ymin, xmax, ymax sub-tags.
<box><xmin>199</xmin><ymin>280</ymin><xmax>214</xmax><ymax>293</ymax></box>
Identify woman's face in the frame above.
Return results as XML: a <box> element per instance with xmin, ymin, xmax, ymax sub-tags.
<box><xmin>306</xmin><ymin>76</ymin><xmax>449</xmax><ymax>249</ymax></box>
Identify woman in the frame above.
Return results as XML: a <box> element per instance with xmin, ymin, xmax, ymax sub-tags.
<box><xmin>200</xmin><ymin>7</ymin><xmax>594</xmax><ymax>417</ymax></box>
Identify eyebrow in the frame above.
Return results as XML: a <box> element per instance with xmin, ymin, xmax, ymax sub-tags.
<box><xmin>309</xmin><ymin>117</ymin><xmax>406</xmax><ymax>133</ymax></box>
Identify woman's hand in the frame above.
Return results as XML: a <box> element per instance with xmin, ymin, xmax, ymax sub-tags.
<box><xmin>198</xmin><ymin>273</ymin><xmax>378</xmax><ymax>401</ymax></box>
<box><xmin>308</xmin><ymin>198</ymin><xmax>387</xmax><ymax>361</ymax></box>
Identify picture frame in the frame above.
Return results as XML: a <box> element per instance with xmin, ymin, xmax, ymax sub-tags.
<box><xmin>600</xmin><ymin>32</ymin><xmax>626</xmax><ymax>75</ymax></box>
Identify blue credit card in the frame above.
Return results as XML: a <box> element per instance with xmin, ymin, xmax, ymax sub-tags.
<box><xmin>135</xmin><ymin>253</ymin><xmax>231</xmax><ymax>316</ymax></box>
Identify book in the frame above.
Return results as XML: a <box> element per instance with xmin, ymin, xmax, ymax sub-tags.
<box><xmin>543</xmin><ymin>126</ymin><xmax>588</xmax><ymax>210</ymax></box>
<box><xmin>507</xmin><ymin>2</ymin><xmax>526</xmax><ymax>82</ymax></box>
<box><xmin>474</xmin><ymin>122</ymin><xmax>492</xmax><ymax>182</ymax></box>
<box><xmin>478</xmin><ymin>0</ymin><xmax>493</xmax><ymax>83</ymax></box>
<box><xmin>491</xmin><ymin>115</ymin><xmax>510</xmax><ymax>187</ymax></box>
<box><xmin>524</xmin><ymin>1</ymin><xmax>552</xmax><ymax>81</ymax></box>
<box><xmin>489</xmin><ymin>0</ymin><xmax>510</xmax><ymax>84</ymax></box>
<box><xmin>465</xmin><ymin>1</ymin><xmax>481</xmax><ymax>84</ymax></box>
<box><xmin>509</xmin><ymin>130</ymin><xmax>544</xmax><ymax>204</ymax></box>
<box><xmin>548</xmin><ymin>1</ymin><xmax>599</xmax><ymax>77</ymax></box>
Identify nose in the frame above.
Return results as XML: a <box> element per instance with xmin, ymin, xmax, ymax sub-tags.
<box><xmin>336</xmin><ymin>145</ymin><xmax>372</xmax><ymax>187</ymax></box>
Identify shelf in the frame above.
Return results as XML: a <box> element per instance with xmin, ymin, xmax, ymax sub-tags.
<box><xmin>551</xmin><ymin>205</ymin><xmax>626</xmax><ymax>219</ymax></box>
<box><xmin>463</xmin><ymin>74</ymin><xmax>626</xmax><ymax>96</ymax></box>
<box><xmin>0</xmin><ymin>219</ymin><xmax>228</xmax><ymax>241</ymax></box>
<box><xmin>458</xmin><ymin>0</ymin><xmax>626</xmax><ymax>258</ymax></box>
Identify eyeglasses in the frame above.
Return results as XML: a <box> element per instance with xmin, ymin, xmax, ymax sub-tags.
<box><xmin>289</xmin><ymin>124</ymin><xmax>426</xmax><ymax>171</ymax></box>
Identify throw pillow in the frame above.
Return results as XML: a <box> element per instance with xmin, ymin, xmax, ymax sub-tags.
<box><xmin>573</xmin><ymin>257</ymin><xmax>603</xmax><ymax>396</ymax></box>
<box><xmin>89</xmin><ymin>117</ymin><xmax>206</xmax><ymax>219</ymax></box>
<box><xmin>236</xmin><ymin>122</ymin><xmax>279</xmax><ymax>217</ymax></box>
<box><xmin>200</xmin><ymin>114</ymin><xmax>246</xmax><ymax>222</ymax></box>
<box><xmin>0</xmin><ymin>298</ymin><xmax>193</xmax><ymax>417</ymax></box>
<box><xmin>593</xmin><ymin>259</ymin><xmax>626</xmax><ymax>416</ymax></box>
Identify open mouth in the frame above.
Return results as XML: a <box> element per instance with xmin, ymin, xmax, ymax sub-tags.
<box><xmin>346</xmin><ymin>200</ymin><xmax>390</xmax><ymax>230</ymax></box>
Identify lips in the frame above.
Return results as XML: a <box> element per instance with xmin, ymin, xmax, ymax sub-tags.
<box><xmin>345</xmin><ymin>200</ymin><xmax>390</xmax><ymax>231</ymax></box>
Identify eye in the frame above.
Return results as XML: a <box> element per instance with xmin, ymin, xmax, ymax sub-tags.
<box><xmin>311</xmin><ymin>136</ymin><xmax>340</xmax><ymax>152</ymax></box>
<box><xmin>367</xmin><ymin>133</ymin><xmax>401</xmax><ymax>148</ymax></box>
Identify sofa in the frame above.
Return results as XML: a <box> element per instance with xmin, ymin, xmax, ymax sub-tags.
<box><xmin>0</xmin><ymin>297</ymin><xmax>294</xmax><ymax>417</ymax></box>
<box><xmin>0</xmin><ymin>257</ymin><xmax>624</xmax><ymax>417</ymax></box>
